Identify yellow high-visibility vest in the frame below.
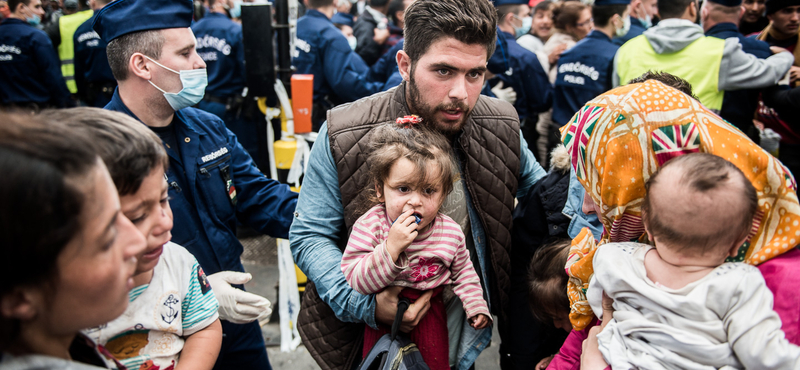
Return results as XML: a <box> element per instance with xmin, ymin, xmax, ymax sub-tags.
<box><xmin>616</xmin><ymin>34</ymin><xmax>725</xmax><ymax>111</ymax></box>
<box><xmin>58</xmin><ymin>9</ymin><xmax>93</xmax><ymax>94</ymax></box>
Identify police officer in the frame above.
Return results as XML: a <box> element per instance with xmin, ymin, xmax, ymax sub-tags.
<box><xmin>0</xmin><ymin>0</ymin><xmax>70</xmax><ymax>109</ymax></box>
<box><xmin>553</xmin><ymin>0</ymin><xmax>630</xmax><ymax>130</ymax></box>
<box><xmin>703</xmin><ymin>0</ymin><xmax>772</xmax><ymax>140</ymax></box>
<box><xmin>73</xmin><ymin>0</ymin><xmax>116</xmax><ymax>108</ymax></box>
<box><xmin>192</xmin><ymin>0</ymin><xmax>266</xmax><ymax>170</ymax></box>
<box><xmin>489</xmin><ymin>0</ymin><xmax>553</xmax><ymax>155</ymax></box>
<box><xmin>612</xmin><ymin>0</ymin><xmax>650</xmax><ymax>45</ymax></box>
<box><xmin>294</xmin><ymin>0</ymin><xmax>384</xmax><ymax>131</ymax></box>
<box><xmin>93</xmin><ymin>0</ymin><xmax>298</xmax><ymax>368</ymax></box>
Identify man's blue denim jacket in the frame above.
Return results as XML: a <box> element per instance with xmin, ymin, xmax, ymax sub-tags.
<box><xmin>289</xmin><ymin>123</ymin><xmax>546</xmax><ymax>369</ymax></box>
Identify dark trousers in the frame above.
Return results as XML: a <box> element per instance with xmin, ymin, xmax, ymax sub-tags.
<box><xmin>214</xmin><ymin>320</ymin><xmax>272</xmax><ymax>370</ymax></box>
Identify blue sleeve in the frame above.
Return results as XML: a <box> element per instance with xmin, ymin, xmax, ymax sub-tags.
<box><xmin>34</xmin><ymin>33</ymin><xmax>70</xmax><ymax>107</ymax></box>
<box><xmin>73</xmin><ymin>31</ymin><xmax>86</xmax><ymax>101</ymax></box>
<box><xmin>226</xmin><ymin>126</ymin><xmax>298</xmax><ymax>238</ymax></box>
<box><xmin>520</xmin><ymin>55</ymin><xmax>553</xmax><ymax>114</ymax></box>
<box><xmin>235</xmin><ymin>27</ymin><xmax>246</xmax><ymax>82</ymax></box>
<box><xmin>323</xmin><ymin>34</ymin><xmax>384</xmax><ymax>103</ymax></box>
<box><xmin>563</xmin><ymin>168</ymin><xmax>603</xmax><ymax>239</ymax></box>
<box><xmin>381</xmin><ymin>71</ymin><xmax>403</xmax><ymax>91</ymax></box>
<box><xmin>288</xmin><ymin>124</ymin><xmax>378</xmax><ymax>328</ymax></box>
<box><xmin>517</xmin><ymin>129</ymin><xmax>547</xmax><ymax>199</ymax></box>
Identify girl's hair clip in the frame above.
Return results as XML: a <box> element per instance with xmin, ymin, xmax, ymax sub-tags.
<box><xmin>396</xmin><ymin>115</ymin><xmax>423</xmax><ymax>129</ymax></box>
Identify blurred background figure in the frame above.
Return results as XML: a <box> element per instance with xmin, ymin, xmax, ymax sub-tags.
<box><xmin>73</xmin><ymin>0</ymin><xmax>116</xmax><ymax>108</ymax></box>
<box><xmin>613</xmin><ymin>0</ymin><xmax>655</xmax><ymax>45</ymax></box>
<box><xmin>353</xmin><ymin>0</ymin><xmax>390</xmax><ymax>66</ymax></box>
<box><xmin>741</xmin><ymin>0</ymin><xmax>769</xmax><ymax>35</ymax></box>
<box><xmin>518</xmin><ymin>0</ymin><xmax>556</xmax><ymax>69</ymax></box>
<box><xmin>0</xmin><ymin>0</ymin><xmax>71</xmax><ymax>110</ymax></box>
<box><xmin>332</xmin><ymin>12</ymin><xmax>357</xmax><ymax>50</ymax></box>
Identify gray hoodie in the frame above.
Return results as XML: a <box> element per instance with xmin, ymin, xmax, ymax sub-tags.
<box><xmin>613</xmin><ymin>19</ymin><xmax>794</xmax><ymax>91</ymax></box>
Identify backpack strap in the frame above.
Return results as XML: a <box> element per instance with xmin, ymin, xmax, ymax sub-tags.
<box><xmin>391</xmin><ymin>297</ymin><xmax>411</xmax><ymax>341</ymax></box>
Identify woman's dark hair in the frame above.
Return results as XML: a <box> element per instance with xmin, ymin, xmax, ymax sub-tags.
<box><xmin>403</xmin><ymin>0</ymin><xmax>497</xmax><ymax>63</ymax></box>
<box><xmin>528</xmin><ymin>239</ymin><xmax>572</xmax><ymax>323</ymax></box>
<box><xmin>41</xmin><ymin>108</ymin><xmax>169</xmax><ymax>196</ymax></box>
<box><xmin>552</xmin><ymin>1</ymin><xmax>588</xmax><ymax>30</ymax></box>
<box><xmin>387</xmin><ymin>0</ymin><xmax>406</xmax><ymax>25</ymax></box>
<box><xmin>0</xmin><ymin>112</ymin><xmax>99</xmax><ymax>349</ymax></box>
<box><xmin>357</xmin><ymin>122</ymin><xmax>457</xmax><ymax>214</ymax></box>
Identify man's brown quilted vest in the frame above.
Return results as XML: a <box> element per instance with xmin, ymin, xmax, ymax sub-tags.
<box><xmin>297</xmin><ymin>82</ymin><xmax>521</xmax><ymax>370</ymax></box>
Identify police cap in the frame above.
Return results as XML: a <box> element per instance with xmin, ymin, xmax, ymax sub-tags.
<box><xmin>93</xmin><ymin>0</ymin><xmax>193</xmax><ymax>43</ymax></box>
<box><xmin>331</xmin><ymin>12</ymin><xmax>354</xmax><ymax>27</ymax></box>
<box><xmin>493</xmin><ymin>0</ymin><xmax>529</xmax><ymax>7</ymax></box>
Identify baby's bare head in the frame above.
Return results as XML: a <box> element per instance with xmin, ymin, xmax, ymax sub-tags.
<box><xmin>642</xmin><ymin>153</ymin><xmax>757</xmax><ymax>258</ymax></box>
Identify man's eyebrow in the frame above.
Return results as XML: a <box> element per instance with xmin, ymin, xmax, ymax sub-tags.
<box><xmin>428</xmin><ymin>62</ymin><xmax>487</xmax><ymax>74</ymax></box>
<box><xmin>178</xmin><ymin>43</ymin><xmax>195</xmax><ymax>53</ymax></box>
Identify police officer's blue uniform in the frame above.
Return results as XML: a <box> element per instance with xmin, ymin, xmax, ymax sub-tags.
<box><xmin>612</xmin><ymin>16</ymin><xmax>646</xmax><ymax>46</ymax></box>
<box><xmin>367</xmin><ymin>39</ymin><xmax>403</xmax><ymax>90</ymax></box>
<box><xmin>95</xmin><ymin>1</ymin><xmax>298</xmax><ymax>368</ymax></box>
<box><xmin>0</xmin><ymin>18</ymin><xmax>70</xmax><ymax>108</ymax></box>
<box><xmin>488</xmin><ymin>29</ymin><xmax>553</xmax><ymax>123</ymax></box>
<box><xmin>106</xmin><ymin>91</ymin><xmax>297</xmax><ymax>369</ymax></box>
<box><xmin>552</xmin><ymin>30</ymin><xmax>619</xmax><ymax>126</ymax></box>
<box><xmin>74</xmin><ymin>10</ymin><xmax>116</xmax><ymax>108</ymax></box>
<box><xmin>293</xmin><ymin>9</ymin><xmax>383</xmax><ymax>130</ymax></box>
<box><xmin>191</xmin><ymin>12</ymin><xmax>266</xmax><ymax>171</ymax></box>
<box><xmin>706</xmin><ymin>22</ymin><xmax>771</xmax><ymax>138</ymax></box>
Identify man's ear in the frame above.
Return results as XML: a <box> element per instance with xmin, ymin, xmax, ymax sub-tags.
<box><xmin>397</xmin><ymin>50</ymin><xmax>411</xmax><ymax>81</ymax></box>
<box><xmin>129</xmin><ymin>52</ymin><xmax>153</xmax><ymax>81</ymax></box>
<box><xmin>0</xmin><ymin>288</ymin><xmax>41</xmax><ymax>322</ymax></box>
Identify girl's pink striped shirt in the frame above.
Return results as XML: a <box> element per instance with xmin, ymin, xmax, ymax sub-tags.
<box><xmin>342</xmin><ymin>204</ymin><xmax>491</xmax><ymax>319</ymax></box>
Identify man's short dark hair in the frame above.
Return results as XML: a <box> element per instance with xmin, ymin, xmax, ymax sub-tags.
<box><xmin>592</xmin><ymin>4</ymin><xmax>627</xmax><ymax>27</ymax></box>
<box><xmin>8</xmin><ymin>0</ymin><xmax>31</xmax><ymax>12</ymax></box>
<box><xmin>106</xmin><ymin>30</ymin><xmax>165</xmax><ymax>81</ymax></box>
<box><xmin>628</xmin><ymin>71</ymin><xmax>700</xmax><ymax>101</ymax></box>
<box><xmin>496</xmin><ymin>4</ymin><xmax>523</xmax><ymax>24</ymax></box>
<box><xmin>306</xmin><ymin>0</ymin><xmax>333</xmax><ymax>9</ymax></box>
<box><xmin>370</xmin><ymin>0</ymin><xmax>390</xmax><ymax>8</ymax></box>
<box><xmin>403</xmin><ymin>0</ymin><xmax>497</xmax><ymax>63</ymax></box>
<box><xmin>659</xmin><ymin>0</ymin><xmax>695</xmax><ymax>19</ymax></box>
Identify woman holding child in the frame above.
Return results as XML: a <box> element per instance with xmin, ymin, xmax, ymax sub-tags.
<box><xmin>539</xmin><ymin>78</ymin><xmax>800</xmax><ymax>369</ymax></box>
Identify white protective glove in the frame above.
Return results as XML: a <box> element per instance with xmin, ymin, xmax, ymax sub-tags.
<box><xmin>207</xmin><ymin>271</ymin><xmax>273</xmax><ymax>326</ymax></box>
<box><xmin>491</xmin><ymin>81</ymin><xmax>517</xmax><ymax>105</ymax></box>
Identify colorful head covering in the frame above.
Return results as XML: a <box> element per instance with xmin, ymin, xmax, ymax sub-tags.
<box><xmin>561</xmin><ymin>79</ymin><xmax>800</xmax><ymax>330</ymax></box>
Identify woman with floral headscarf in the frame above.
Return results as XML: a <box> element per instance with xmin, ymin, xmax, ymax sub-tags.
<box><xmin>549</xmin><ymin>77</ymin><xmax>800</xmax><ymax>370</ymax></box>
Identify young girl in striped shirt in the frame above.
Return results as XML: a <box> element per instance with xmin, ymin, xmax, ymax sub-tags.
<box><xmin>341</xmin><ymin>119</ymin><xmax>491</xmax><ymax>370</ymax></box>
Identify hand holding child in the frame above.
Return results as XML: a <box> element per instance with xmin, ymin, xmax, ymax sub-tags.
<box><xmin>386</xmin><ymin>209</ymin><xmax>419</xmax><ymax>262</ymax></box>
<box><xmin>469</xmin><ymin>314</ymin><xmax>490</xmax><ymax>329</ymax></box>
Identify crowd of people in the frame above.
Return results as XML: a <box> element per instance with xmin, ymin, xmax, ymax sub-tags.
<box><xmin>1</xmin><ymin>0</ymin><xmax>800</xmax><ymax>369</ymax></box>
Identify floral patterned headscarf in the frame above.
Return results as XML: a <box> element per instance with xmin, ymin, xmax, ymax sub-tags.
<box><xmin>561</xmin><ymin>80</ymin><xmax>800</xmax><ymax>330</ymax></box>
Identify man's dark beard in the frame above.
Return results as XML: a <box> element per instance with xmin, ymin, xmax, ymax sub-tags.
<box><xmin>407</xmin><ymin>72</ymin><xmax>471</xmax><ymax>136</ymax></box>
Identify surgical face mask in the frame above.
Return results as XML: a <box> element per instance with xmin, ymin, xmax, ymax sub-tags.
<box><xmin>229</xmin><ymin>1</ymin><xmax>242</xmax><ymax>18</ymax></box>
<box><xmin>616</xmin><ymin>15</ymin><xmax>631</xmax><ymax>37</ymax></box>
<box><xmin>145</xmin><ymin>56</ymin><xmax>208</xmax><ymax>111</ymax></box>
<box><xmin>513</xmin><ymin>15</ymin><xmax>533</xmax><ymax>38</ymax></box>
<box><xmin>347</xmin><ymin>36</ymin><xmax>357</xmax><ymax>51</ymax></box>
<box><xmin>24</xmin><ymin>4</ymin><xmax>41</xmax><ymax>26</ymax></box>
<box><xmin>641</xmin><ymin>13</ymin><xmax>652</xmax><ymax>29</ymax></box>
